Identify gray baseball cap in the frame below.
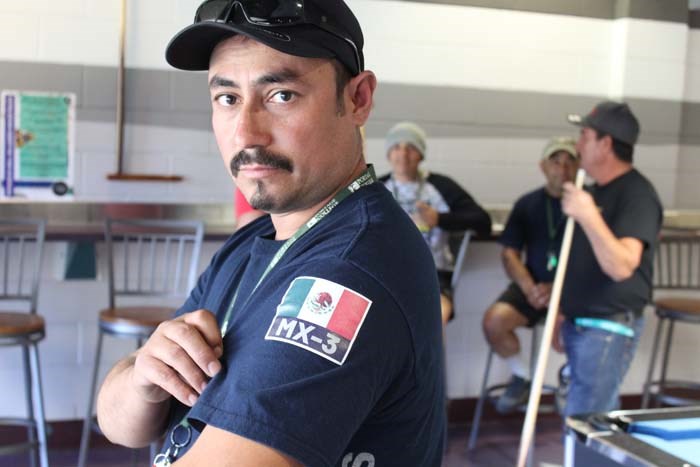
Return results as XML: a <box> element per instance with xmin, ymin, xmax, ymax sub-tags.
<box><xmin>567</xmin><ymin>101</ymin><xmax>640</xmax><ymax>145</ymax></box>
<box><xmin>542</xmin><ymin>136</ymin><xmax>577</xmax><ymax>160</ymax></box>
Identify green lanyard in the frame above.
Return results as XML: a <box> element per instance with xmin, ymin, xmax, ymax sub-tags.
<box><xmin>219</xmin><ymin>164</ymin><xmax>376</xmax><ymax>336</ymax></box>
<box><xmin>545</xmin><ymin>195</ymin><xmax>564</xmax><ymax>271</ymax></box>
<box><xmin>545</xmin><ymin>195</ymin><xmax>558</xmax><ymax>240</ymax></box>
<box><xmin>154</xmin><ymin>166</ymin><xmax>377</xmax><ymax>467</ymax></box>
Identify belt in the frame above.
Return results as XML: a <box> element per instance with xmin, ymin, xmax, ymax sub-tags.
<box><xmin>573</xmin><ymin>317</ymin><xmax>635</xmax><ymax>337</ymax></box>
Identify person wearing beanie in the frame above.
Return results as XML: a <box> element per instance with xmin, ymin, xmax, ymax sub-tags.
<box><xmin>379</xmin><ymin>122</ymin><xmax>492</xmax><ymax>325</ymax></box>
<box><xmin>554</xmin><ymin>101</ymin><xmax>662</xmax><ymax>419</ymax></box>
<box><xmin>95</xmin><ymin>1</ymin><xmax>447</xmax><ymax>466</ymax></box>
<box><xmin>481</xmin><ymin>136</ymin><xmax>579</xmax><ymax>414</ymax></box>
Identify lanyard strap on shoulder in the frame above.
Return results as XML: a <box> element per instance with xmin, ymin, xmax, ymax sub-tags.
<box><xmin>219</xmin><ymin>165</ymin><xmax>377</xmax><ymax>335</ymax></box>
<box><xmin>161</xmin><ymin>165</ymin><xmax>377</xmax><ymax>466</ymax></box>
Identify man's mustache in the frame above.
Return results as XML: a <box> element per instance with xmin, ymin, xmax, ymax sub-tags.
<box><xmin>230</xmin><ymin>149</ymin><xmax>294</xmax><ymax>176</ymax></box>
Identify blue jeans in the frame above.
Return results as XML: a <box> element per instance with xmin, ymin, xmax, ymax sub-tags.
<box><xmin>561</xmin><ymin>313</ymin><xmax>645</xmax><ymax>418</ymax></box>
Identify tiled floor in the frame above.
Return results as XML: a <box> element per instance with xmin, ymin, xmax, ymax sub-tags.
<box><xmin>445</xmin><ymin>418</ymin><xmax>564</xmax><ymax>466</ymax></box>
<box><xmin>3</xmin><ymin>417</ymin><xmax>565</xmax><ymax>466</ymax></box>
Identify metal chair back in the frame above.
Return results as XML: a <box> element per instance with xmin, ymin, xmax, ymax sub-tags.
<box><xmin>641</xmin><ymin>230</ymin><xmax>700</xmax><ymax>408</ymax></box>
<box><xmin>105</xmin><ymin>218</ymin><xmax>205</xmax><ymax>308</ymax></box>
<box><xmin>0</xmin><ymin>219</ymin><xmax>45</xmax><ymax>314</ymax></box>
<box><xmin>449</xmin><ymin>230</ymin><xmax>472</xmax><ymax>289</ymax></box>
<box><xmin>653</xmin><ymin>232</ymin><xmax>700</xmax><ymax>290</ymax></box>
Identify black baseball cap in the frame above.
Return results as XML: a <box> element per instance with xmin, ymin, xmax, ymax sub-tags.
<box><xmin>165</xmin><ymin>0</ymin><xmax>364</xmax><ymax>76</ymax></box>
<box><xmin>567</xmin><ymin>101</ymin><xmax>640</xmax><ymax>145</ymax></box>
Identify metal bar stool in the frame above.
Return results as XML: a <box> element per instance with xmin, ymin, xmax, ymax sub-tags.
<box><xmin>468</xmin><ymin>324</ymin><xmax>556</xmax><ymax>452</ymax></box>
<box><xmin>0</xmin><ymin>219</ymin><xmax>49</xmax><ymax>467</ymax></box>
<box><xmin>78</xmin><ymin>218</ymin><xmax>204</xmax><ymax>467</ymax></box>
<box><xmin>642</xmin><ymin>232</ymin><xmax>700</xmax><ymax>408</ymax></box>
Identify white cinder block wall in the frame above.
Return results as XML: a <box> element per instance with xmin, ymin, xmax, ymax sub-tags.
<box><xmin>0</xmin><ymin>0</ymin><xmax>697</xmax><ymax>205</ymax></box>
<box><xmin>1</xmin><ymin>0</ymin><xmax>699</xmax><ymax>417</ymax></box>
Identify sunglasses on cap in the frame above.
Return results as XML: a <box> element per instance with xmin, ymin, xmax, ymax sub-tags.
<box><xmin>194</xmin><ymin>0</ymin><xmax>362</xmax><ymax>74</ymax></box>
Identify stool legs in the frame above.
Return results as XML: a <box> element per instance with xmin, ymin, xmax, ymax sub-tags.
<box><xmin>78</xmin><ymin>330</ymin><xmax>104</xmax><ymax>467</ymax></box>
<box><xmin>642</xmin><ymin>316</ymin><xmax>676</xmax><ymax>409</ymax></box>
<box><xmin>79</xmin><ymin>332</ymin><xmax>159</xmax><ymax>467</ymax></box>
<box><xmin>22</xmin><ymin>346</ymin><xmax>38</xmax><ymax>467</ymax></box>
<box><xmin>660</xmin><ymin>320</ymin><xmax>675</xmax><ymax>389</ymax></box>
<box><xmin>469</xmin><ymin>327</ymin><xmax>543</xmax><ymax>461</ymax></box>
<box><xmin>28</xmin><ymin>342</ymin><xmax>49</xmax><ymax>467</ymax></box>
<box><xmin>468</xmin><ymin>349</ymin><xmax>493</xmax><ymax>450</ymax></box>
<box><xmin>642</xmin><ymin>317</ymin><xmax>664</xmax><ymax>408</ymax></box>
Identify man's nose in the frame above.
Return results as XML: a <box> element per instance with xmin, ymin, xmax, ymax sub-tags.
<box><xmin>234</xmin><ymin>102</ymin><xmax>272</xmax><ymax>149</ymax></box>
<box><xmin>396</xmin><ymin>145</ymin><xmax>411</xmax><ymax>158</ymax></box>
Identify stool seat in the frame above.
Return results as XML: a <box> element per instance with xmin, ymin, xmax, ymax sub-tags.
<box><xmin>0</xmin><ymin>218</ymin><xmax>49</xmax><ymax>467</ymax></box>
<box><xmin>99</xmin><ymin>306</ymin><xmax>175</xmax><ymax>327</ymax></box>
<box><xmin>98</xmin><ymin>306</ymin><xmax>175</xmax><ymax>337</ymax></box>
<box><xmin>0</xmin><ymin>312</ymin><xmax>45</xmax><ymax>336</ymax></box>
<box><xmin>79</xmin><ymin>218</ymin><xmax>204</xmax><ymax>467</ymax></box>
<box><xmin>654</xmin><ymin>298</ymin><xmax>700</xmax><ymax>320</ymax></box>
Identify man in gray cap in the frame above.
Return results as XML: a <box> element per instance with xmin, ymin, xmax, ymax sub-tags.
<box><xmin>95</xmin><ymin>1</ymin><xmax>446</xmax><ymax>466</ymax></box>
<box><xmin>482</xmin><ymin>137</ymin><xmax>578</xmax><ymax>414</ymax></box>
<box><xmin>556</xmin><ymin>101</ymin><xmax>662</xmax><ymax>418</ymax></box>
<box><xmin>379</xmin><ymin>122</ymin><xmax>492</xmax><ymax>324</ymax></box>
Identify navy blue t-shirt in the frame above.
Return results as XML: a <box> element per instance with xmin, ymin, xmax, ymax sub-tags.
<box><xmin>499</xmin><ymin>187</ymin><xmax>565</xmax><ymax>283</ymax></box>
<box><xmin>161</xmin><ymin>183</ymin><xmax>446</xmax><ymax>466</ymax></box>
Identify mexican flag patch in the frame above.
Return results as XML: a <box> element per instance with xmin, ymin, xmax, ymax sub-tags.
<box><xmin>265</xmin><ymin>276</ymin><xmax>372</xmax><ymax>365</ymax></box>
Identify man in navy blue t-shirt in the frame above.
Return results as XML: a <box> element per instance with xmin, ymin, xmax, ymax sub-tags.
<box><xmin>95</xmin><ymin>1</ymin><xmax>446</xmax><ymax>466</ymax></box>
<box><xmin>482</xmin><ymin>137</ymin><xmax>578</xmax><ymax>413</ymax></box>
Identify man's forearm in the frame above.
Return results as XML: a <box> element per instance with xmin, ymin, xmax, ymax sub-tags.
<box><xmin>502</xmin><ymin>248</ymin><xmax>535</xmax><ymax>294</ymax></box>
<box><xmin>578</xmin><ymin>214</ymin><xmax>640</xmax><ymax>281</ymax></box>
<box><xmin>96</xmin><ymin>353</ymin><xmax>171</xmax><ymax>448</ymax></box>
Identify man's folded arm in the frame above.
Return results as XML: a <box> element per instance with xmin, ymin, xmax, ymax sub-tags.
<box><xmin>173</xmin><ymin>425</ymin><xmax>302</xmax><ymax>467</ymax></box>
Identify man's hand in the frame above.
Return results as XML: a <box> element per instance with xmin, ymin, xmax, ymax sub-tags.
<box><xmin>561</xmin><ymin>182</ymin><xmax>598</xmax><ymax>225</ymax></box>
<box><xmin>551</xmin><ymin>312</ymin><xmax>565</xmax><ymax>353</ymax></box>
<box><xmin>526</xmin><ymin>283</ymin><xmax>552</xmax><ymax>310</ymax></box>
<box><xmin>132</xmin><ymin>309</ymin><xmax>223</xmax><ymax>407</ymax></box>
<box><xmin>415</xmin><ymin>201</ymin><xmax>439</xmax><ymax>228</ymax></box>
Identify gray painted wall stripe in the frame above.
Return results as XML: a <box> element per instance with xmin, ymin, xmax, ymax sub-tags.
<box><xmin>398</xmin><ymin>0</ymin><xmax>689</xmax><ymax>23</ymax></box>
<box><xmin>682</xmin><ymin>102</ymin><xmax>700</xmax><ymax>144</ymax></box>
<box><xmin>0</xmin><ymin>61</ymin><xmax>696</xmax><ymax>144</ymax></box>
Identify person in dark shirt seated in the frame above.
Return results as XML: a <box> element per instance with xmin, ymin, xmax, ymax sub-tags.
<box><xmin>482</xmin><ymin>137</ymin><xmax>578</xmax><ymax>413</ymax></box>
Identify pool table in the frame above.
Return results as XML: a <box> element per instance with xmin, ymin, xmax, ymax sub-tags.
<box><xmin>565</xmin><ymin>406</ymin><xmax>700</xmax><ymax>466</ymax></box>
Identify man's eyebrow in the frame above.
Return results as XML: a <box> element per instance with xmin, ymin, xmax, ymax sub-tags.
<box><xmin>209</xmin><ymin>75</ymin><xmax>237</xmax><ymax>89</ymax></box>
<box><xmin>253</xmin><ymin>68</ymin><xmax>301</xmax><ymax>87</ymax></box>
<box><xmin>209</xmin><ymin>68</ymin><xmax>303</xmax><ymax>90</ymax></box>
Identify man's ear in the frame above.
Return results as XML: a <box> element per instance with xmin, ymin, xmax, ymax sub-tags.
<box><xmin>601</xmin><ymin>134</ymin><xmax>614</xmax><ymax>153</ymax></box>
<box><xmin>539</xmin><ymin>158</ymin><xmax>547</xmax><ymax>175</ymax></box>
<box><xmin>347</xmin><ymin>71</ymin><xmax>377</xmax><ymax>126</ymax></box>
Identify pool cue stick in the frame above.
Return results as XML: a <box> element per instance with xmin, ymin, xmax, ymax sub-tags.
<box><xmin>516</xmin><ymin>168</ymin><xmax>586</xmax><ymax>467</ymax></box>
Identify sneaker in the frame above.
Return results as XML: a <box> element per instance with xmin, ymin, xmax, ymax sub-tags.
<box><xmin>555</xmin><ymin>363</ymin><xmax>570</xmax><ymax>415</ymax></box>
<box><xmin>495</xmin><ymin>375</ymin><xmax>530</xmax><ymax>414</ymax></box>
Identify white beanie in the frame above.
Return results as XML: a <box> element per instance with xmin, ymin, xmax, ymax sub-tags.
<box><xmin>385</xmin><ymin>122</ymin><xmax>427</xmax><ymax>159</ymax></box>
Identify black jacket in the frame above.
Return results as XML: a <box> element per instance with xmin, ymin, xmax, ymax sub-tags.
<box><xmin>378</xmin><ymin>172</ymin><xmax>492</xmax><ymax>238</ymax></box>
